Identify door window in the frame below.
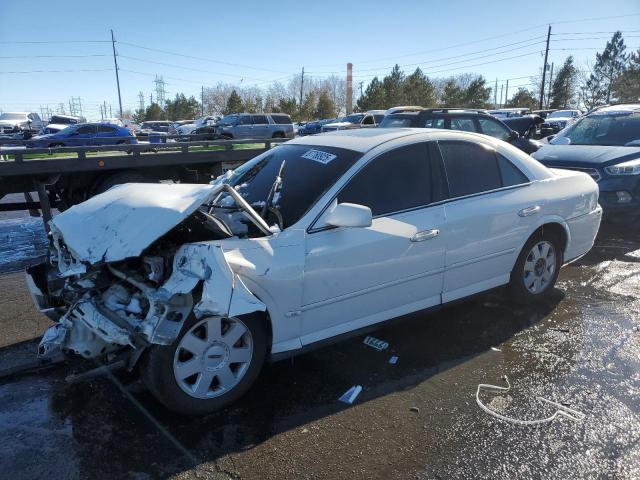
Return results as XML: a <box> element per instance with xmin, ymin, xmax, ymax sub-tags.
<box><xmin>450</xmin><ymin>118</ymin><xmax>477</xmax><ymax>132</ymax></box>
<box><xmin>98</xmin><ymin>125</ymin><xmax>116</xmax><ymax>134</ymax></box>
<box><xmin>75</xmin><ymin>125</ymin><xmax>96</xmax><ymax>135</ymax></box>
<box><xmin>338</xmin><ymin>143</ymin><xmax>431</xmax><ymax>216</ymax></box>
<box><xmin>238</xmin><ymin>116</ymin><xmax>252</xmax><ymax>125</ymax></box>
<box><xmin>424</xmin><ymin>118</ymin><xmax>445</xmax><ymax>128</ymax></box>
<box><xmin>361</xmin><ymin>115</ymin><xmax>375</xmax><ymax>125</ymax></box>
<box><xmin>439</xmin><ymin>141</ymin><xmax>529</xmax><ymax>198</ymax></box>
<box><xmin>478</xmin><ymin>118</ymin><xmax>511</xmax><ymax>141</ymax></box>
<box><xmin>251</xmin><ymin>115</ymin><xmax>268</xmax><ymax>125</ymax></box>
<box><xmin>439</xmin><ymin>141</ymin><xmax>502</xmax><ymax>197</ymax></box>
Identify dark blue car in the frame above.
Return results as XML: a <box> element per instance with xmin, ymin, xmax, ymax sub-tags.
<box><xmin>29</xmin><ymin>122</ymin><xmax>137</xmax><ymax>148</ymax></box>
<box><xmin>298</xmin><ymin>118</ymin><xmax>336</xmax><ymax>136</ymax></box>
<box><xmin>532</xmin><ymin>104</ymin><xmax>640</xmax><ymax>219</ymax></box>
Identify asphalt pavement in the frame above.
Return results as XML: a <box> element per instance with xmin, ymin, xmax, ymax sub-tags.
<box><xmin>0</xmin><ymin>217</ymin><xmax>638</xmax><ymax>480</ymax></box>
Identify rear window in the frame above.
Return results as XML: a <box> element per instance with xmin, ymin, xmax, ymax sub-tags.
<box><xmin>271</xmin><ymin>114</ymin><xmax>292</xmax><ymax>125</ymax></box>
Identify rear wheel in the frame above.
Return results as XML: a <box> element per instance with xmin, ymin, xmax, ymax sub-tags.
<box><xmin>272</xmin><ymin>132</ymin><xmax>285</xmax><ymax>139</ymax></box>
<box><xmin>141</xmin><ymin>313</ymin><xmax>267</xmax><ymax>415</ymax></box>
<box><xmin>509</xmin><ymin>232</ymin><xmax>562</xmax><ymax>303</ymax></box>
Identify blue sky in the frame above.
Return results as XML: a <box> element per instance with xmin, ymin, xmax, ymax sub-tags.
<box><xmin>1</xmin><ymin>0</ymin><xmax>639</xmax><ymax>119</ymax></box>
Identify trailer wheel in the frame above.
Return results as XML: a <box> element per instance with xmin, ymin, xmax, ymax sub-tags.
<box><xmin>94</xmin><ymin>172</ymin><xmax>153</xmax><ymax>195</ymax></box>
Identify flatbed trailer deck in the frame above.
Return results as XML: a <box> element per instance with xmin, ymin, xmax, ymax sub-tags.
<box><xmin>0</xmin><ymin>137</ymin><xmax>284</xmax><ymax>229</ymax></box>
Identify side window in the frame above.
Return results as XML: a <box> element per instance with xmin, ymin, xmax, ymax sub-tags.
<box><xmin>338</xmin><ymin>143</ymin><xmax>431</xmax><ymax>216</ymax></box>
<box><xmin>271</xmin><ymin>114</ymin><xmax>292</xmax><ymax>124</ymax></box>
<box><xmin>251</xmin><ymin>115</ymin><xmax>268</xmax><ymax>125</ymax></box>
<box><xmin>75</xmin><ymin>125</ymin><xmax>96</xmax><ymax>135</ymax></box>
<box><xmin>98</xmin><ymin>125</ymin><xmax>116</xmax><ymax>134</ymax></box>
<box><xmin>497</xmin><ymin>154</ymin><xmax>529</xmax><ymax>186</ymax></box>
<box><xmin>450</xmin><ymin>118</ymin><xmax>477</xmax><ymax>132</ymax></box>
<box><xmin>438</xmin><ymin>141</ymin><xmax>501</xmax><ymax>197</ymax></box>
<box><xmin>478</xmin><ymin>118</ymin><xmax>511</xmax><ymax>141</ymax></box>
<box><xmin>239</xmin><ymin>116</ymin><xmax>252</xmax><ymax>125</ymax></box>
<box><xmin>425</xmin><ymin>118</ymin><xmax>445</xmax><ymax>128</ymax></box>
<box><xmin>361</xmin><ymin>115</ymin><xmax>374</xmax><ymax>125</ymax></box>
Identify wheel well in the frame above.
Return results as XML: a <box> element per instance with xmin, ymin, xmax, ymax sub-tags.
<box><xmin>238</xmin><ymin>310</ymin><xmax>273</xmax><ymax>354</ymax></box>
<box><xmin>536</xmin><ymin>223</ymin><xmax>568</xmax><ymax>252</ymax></box>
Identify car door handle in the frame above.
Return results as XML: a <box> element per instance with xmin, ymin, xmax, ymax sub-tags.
<box><xmin>411</xmin><ymin>229</ymin><xmax>440</xmax><ymax>242</ymax></box>
<box><xmin>518</xmin><ymin>205</ymin><xmax>541</xmax><ymax>217</ymax></box>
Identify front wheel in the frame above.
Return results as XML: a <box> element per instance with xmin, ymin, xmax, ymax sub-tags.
<box><xmin>141</xmin><ymin>314</ymin><xmax>267</xmax><ymax>415</ymax></box>
<box><xmin>509</xmin><ymin>233</ymin><xmax>563</xmax><ymax>303</ymax></box>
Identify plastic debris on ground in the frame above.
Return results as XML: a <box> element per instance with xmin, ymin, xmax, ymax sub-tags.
<box><xmin>363</xmin><ymin>336</ymin><xmax>389</xmax><ymax>351</ymax></box>
<box><xmin>389</xmin><ymin>355</ymin><xmax>399</xmax><ymax>365</ymax></box>
<box><xmin>476</xmin><ymin>375</ymin><xmax>586</xmax><ymax>425</ymax></box>
<box><xmin>338</xmin><ymin>385</ymin><xmax>363</xmax><ymax>404</ymax></box>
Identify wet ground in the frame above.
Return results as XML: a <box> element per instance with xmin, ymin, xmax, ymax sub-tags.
<box><xmin>0</xmin><ymin>217</ymin><xmax>638</xmax><ymax>479</ymax></box>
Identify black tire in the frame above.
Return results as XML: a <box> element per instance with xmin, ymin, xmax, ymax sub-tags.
<box><xmin>94</xmin><ymin>171</ymin><xmax>152</xmax><ymax>195</ymax></box>
<box><xmin>220</xmin><ymin>134</ymin><xmax>233</xmax><ymax>140</ymax></box>
<box><xmin>509</xmin><ymin>231</ymin><xmax>563</xmax><ymax>303</ymax></box>
<box><xmin>272</xmin><ymin>132</ymin><xmax>285</xmax><ymax>139</ymax></box>
<box><xmin>140</xmin><ymin>313</ymin><xmax>268</xmax><ymax>415</ymax></box>
<box><xmin>49</xmin><ymin>142</ymin><xmax>64</xmax><ymax>148</ymax></box>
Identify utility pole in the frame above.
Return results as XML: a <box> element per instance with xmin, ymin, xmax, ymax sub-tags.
<box><xmin>299</xmin><ymin>67</ymin><xmax>305</xmax><ymax>108</ymax></box>
<box><xmin>547</xmin><ymin>62</ymin><xmax>554</xmax><ymax>109</ymax></box>
<box><xmin>346</xmin><ymin>63</ymin><xmax>353</xmax><ymax>114</ymax></box>
<box><xmin>138</xmin><ymin>91</ymin><xmax>145</xmax><ymax>112</ymax></box>
<box><xmin>539</xmin><ymin>25</ymin><xmax>551</xmax><ymax>110</ymax></box>
<box><xmin>103</xmin><ymin>100</ymin><xmax>107</xmax><ymax>119</ymax></box>
<box><xmin>505</xmin><ymin>80</ymin><xmax>509</xmax><ymax>106</ymax></box>
<box><xmin>111</xmin><ymin>29</ymin><xmax>123</xmax><ymax>119</ymax></box>
<box><xmin>499</xmin><ymin>84</ymin><xmax>504</xmax><ymax>108</ymax></box>
<box><xmin>359</xmin><ymin>81</ymin><xmax>364</xmax><ymax>97</ymax></box>
<box><xmin>494</xmin><ymin>78</ymin><xmax>498</xmax><ymax>108</ymax></box>
<box><xmin>201</xmin><ymin>85</ymin><xmax>204</xmax><ymax>116</ymax></box>
<box><xmin>100</xmin><ymin>104</ymin><xmax>104</xmax><ymax>120</ymax></box>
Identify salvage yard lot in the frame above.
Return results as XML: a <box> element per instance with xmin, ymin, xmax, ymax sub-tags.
<box><xmin>0</xmin><ymin>222</ymin><xmax>638</xmax><ymax>479</ymax></box>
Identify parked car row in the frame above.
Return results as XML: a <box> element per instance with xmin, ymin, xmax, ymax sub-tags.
<box><xmin>28</xmin><ymin>123</ymin><xmax>137</xmax><ymax>148</ymax></box>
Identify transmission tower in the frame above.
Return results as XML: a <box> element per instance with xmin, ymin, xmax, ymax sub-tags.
<box><xmin>68</xmin><ymin>97</ymin><xmax>83</xmax><ymax>117</ymax></box>
<box><xmin>57</xmin><ymin>103</ymin><xmax>66</xmax><ymax>115</ymax></box>
<box><xmin>138</xmin><ymin>91</ymin><xmax>145</xmax><ymax>112</ymax></box>
<box><xmin>153</xmin><ymin>75</ymin><xmax>166</xmax><ymax>108</ymax></box>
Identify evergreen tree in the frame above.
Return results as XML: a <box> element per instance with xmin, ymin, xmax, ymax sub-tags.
<box><xmin>583</xmin><ymin>31</ymin><xmax>628</xmax><ymax>106</ymax></box>
<box><xmin>315</xmin><ymin>90</ymin><xmax>336</xmax><ymax>119</ymax></box>
<box><xmin>505</xmin><ymin>88</ymin><xmax>538</xmax><ymax>110</ymax></box>
<box><xmin>440</xmin><ymin>79</ymin><xmax>464</xmax><ymax>107</ymax></box>
<box><xmin>381</xmin><ymin>65</ymin><xmax>405</xmax><ymax>108</ymax></box>
<box><xmin>461</xmin><ymin>76</ymin><xmax>492</xmax><ymax>108</ymax></box>
<box><xmin>356</xmin><ymin>77</ymin><xmax>385</xmax><ymax>111</ymax></box>
<box><xmin>550</xmin><ymin>56</ymin><xmax>578</xmax><ymax>109</ymax></box>
<box><xmin>612</xmin><ymin>48</ymin><xmax>640</xmax><ymax>103</ymax></box>
<box><xmin>144</xmin><ymin>103</ymin><xmax>164</xmax><ymax>121</ymax></box>
<box><xmin>224</xmin><ymin>90</ymin><xmax>243</xmax><ymax>114</ymax></box>
<box><xmin>164</xmin><ymin>93</ymin><xmax>201</xmax><ymax>120</ymax></box>
<box><xmin>403</xmin><ymin>68</ymin><xmax>436</xmax><ymax>107</ymax></box>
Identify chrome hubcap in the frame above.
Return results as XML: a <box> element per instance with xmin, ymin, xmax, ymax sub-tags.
<box><xmin>523</xmin><ymin>241</ymin><xmax>556</xmax><ymax>294</ymax></box>
<box><xmin>173</xmin><ymin>317</ymin><xmax>253</xmax><ymax>399</ymax></box>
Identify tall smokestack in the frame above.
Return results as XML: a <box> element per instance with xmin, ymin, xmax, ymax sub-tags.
<box><xmin>346</xmin><ymin>63</ymin><xmax>353</xmax><ymax>114</ymax></box>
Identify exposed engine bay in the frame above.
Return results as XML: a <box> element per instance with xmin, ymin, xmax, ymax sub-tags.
<box><xmin>30</xmin><ymin>182</ymin><xmax>269</xmax><ymax>365</ymax></box>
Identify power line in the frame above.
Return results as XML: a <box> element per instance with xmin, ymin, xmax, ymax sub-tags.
<box><xmin>0</xmin><ymin>40</ymin><xmax>110</xmax><ymax>44</ymax></box>
<box><xmin>0</xmin><ymin>54</ymin><xmax>109</xmax><ymax>59</ymax></box>
<box><xmin>0</xmin><ymin>68</ymin><xmax>112</xmax><ymax>74</ymax></box>
<box><xmin>117</xmin><ymin>41</ymin><xmax>292</xmax><ymax>75</ymax></box>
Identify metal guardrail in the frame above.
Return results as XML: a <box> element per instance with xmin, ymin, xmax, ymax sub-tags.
<box><xmin>0</xmin><ymin>137</ymin><xmax>286</xmax><ymax>165</ymax></box>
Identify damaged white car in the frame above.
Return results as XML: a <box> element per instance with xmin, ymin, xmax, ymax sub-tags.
<box><xmin>26</xmin><ymin>129</ymin><xmax>602</xmax><ymax>414</ymax></box>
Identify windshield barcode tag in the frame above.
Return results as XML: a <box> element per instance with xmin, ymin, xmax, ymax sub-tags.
<box><xmin>302</xmin><ymin>149</ymin><xmax>336</xmax><ymax>164</ymax></box>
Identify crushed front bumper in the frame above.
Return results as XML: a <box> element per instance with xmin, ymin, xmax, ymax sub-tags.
<box><xmin>25</xmin><ymin>261</ymin><xmax>63</xmax><ymax>322</ymax></box>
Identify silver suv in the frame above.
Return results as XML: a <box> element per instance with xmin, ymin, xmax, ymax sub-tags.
<box><xmin>215</xmin><ymin>113</ymin><xmax>294</xmax><ymax>140</ymax></box>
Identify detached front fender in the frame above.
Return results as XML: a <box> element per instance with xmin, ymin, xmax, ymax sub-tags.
<box><xmin>169</xmin><ymin>243</ymin><xmax>267</xmax><ymax>320</ymax></box>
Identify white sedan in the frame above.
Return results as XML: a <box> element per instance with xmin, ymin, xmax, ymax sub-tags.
<box><xmin>27</xmin><ymin>128</ymin><xmax>602</xmax><ymax>414</ymax></box>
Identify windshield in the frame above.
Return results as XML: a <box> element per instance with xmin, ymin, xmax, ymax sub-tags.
<box><xmin>548</xmin><ymin>110</ymin><xmax>576</xmax><ymax>118</ymax></box>
<box><xmin>0</xmin><ymin>113</ymin><xmax>26</xmax><ymax>121</ymax></box>
<box><xmin>550</xmin><ymin>112</ymin><xmax>640</xmax><ymax>146</ymax></box>
<box><xmin>219</xmin><ymin>144</ymin><xmax>362</xmax><ymax>228</ymax></box>
<box><xmin>343</xmin><ymin>114</ymin><xmax>364</xmax><ymax>123</ymax></box>
<box><xmin>379</xmin><ymin>116</ymin><xmax>413</xmax><ymax>128</ymax></box>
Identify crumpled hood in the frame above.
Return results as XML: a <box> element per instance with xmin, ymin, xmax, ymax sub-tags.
<box><xmin>532</xmin><ymin>145</ymin><xmax>640</xmax><ymax>166</ymax></box>
<box><xmin>50</xmin><ymin>183</ymin><xmax>223</xmax><ymax>265</ymax></box>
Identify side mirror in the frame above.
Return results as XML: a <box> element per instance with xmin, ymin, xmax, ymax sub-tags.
<box><xmin>325</xmin><ymin>202</ymin><xmax>372</xmax><ymax>228</ymax></box>
<box><xmin>508</xmin><ymin>130</ymin><xmax>519</xmax><ymax>141</ymax></box>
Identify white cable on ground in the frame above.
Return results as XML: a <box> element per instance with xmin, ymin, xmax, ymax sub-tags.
<box><xmin>476</xmin><ymin>375</ymin><xmax>586</xmax><ymax>426</ymax></box>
